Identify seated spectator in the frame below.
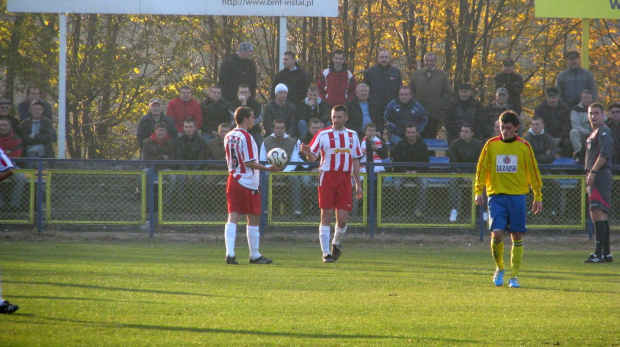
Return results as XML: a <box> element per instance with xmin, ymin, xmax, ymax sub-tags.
<box><xmin>360</xmin><ymin>122</ymin><xmax>388</xmax><ymax>174</ymax></box>
<box><xmin>570</xmin><ymin>89</ymin><xmax>593</xmax><ymax>163</ymax></box>
<box><xmin>206</xmin><ymin>122</ymin><xmax>230</xmax><ymax>163</ymax></box>
<box><xmin>262</xmin><ymin>84</ymin><xmax>298</xmax><ymax>138</ymax></box>
<box><xmin>167</xmin><ymin>85</ymin><xmax>202</xmax><ymax>135</ymax></box>
<box><xmin>175</xmin><ymin>118</ymin><xmax>207</xmax><ymax>169</ymax></box>
<box><xmin>141</xmin><ymin>122</ymin><xmax>176</xmax><ymax>171</ymax></box>
<box><xmin>606</xmin><ymin>103</ymin><xmax>620</xmax><ymax>169</ymax></box>
<box><xmin>533</xmin><ymin>87</ymin><xmax>572</xmax><ymax>157</ymax></box>
<box><xmin>391</xmin><ymin>123</ymin><xmax>429</xmax><ymax>218</ymax></box>
<box><xmin>17</xmin><ymin>85</ymin><xmax>53</xmax><ymax>122</ymax></box>
<box><xmin>297</xmin><ymin>118</ymin><xmax>323</xmax><ymax>189</ymax></box>
<box><xmin>484</xmin><ymin>87</ymin><xmax>512</xmax><ymax>140</ymax></box>
<box><xmin>228</xmin><ymin>84</ymin><xmax>263</xmax><ymax>147</ymax></box>
<box><xmin>137</xmin><ymin>98</ymin><xmax>178</xmax><ymax>150</ymax></box>
<box><xmin>0</xmin><ymin>118</ymin><xmax>26</xmax><ymax>211</ymax></box>
<box><xmin>200</xmin><ymin>85</ymin><xmax>230</xmax><ymax>142</ymax></box>
<box><xmin>260</xmin><ymin>119</ymin><xmax>303</xmax><ymax>216</ymax></box>
<box><xmin>493</xmin><ymin>119</ymin><xmax>501</xmax><ymax>137</ymax></box>
<box><xmin>447</xmin><ymin>124</ymin><xmax>483</xmax><ymax>222</ymax></box>
<box><xmin>524</xmin><ymin>116</ymin><xmax>563</xmax><ymax>219</ymax></box>
<box><xmin>297</xmin><ymin>85</ymin><xmax>330</xmax><ymax>138</ymax></box>
<box><xmin>0</xmin><ymin>99</ymin><xmax>23</xmax><ymax>139</ymax></box>
<box><xmin>346</xmin><ymin>83</ymin><xmax>383</xmax><ymax>138</ymax></box>
<box><xmin>384</xmin><ymin>86</ymin><xmax>427</xmax><ymax>146</ymax></box>
<box><xmin>20</xmin><ymin>101</ymin><xmax>55</xmax><ymax>161</ymax></box>
<box><xmin>444</xmin><ymin>83</ymin><xmax>486</xmax><ymax>144</ymax></box>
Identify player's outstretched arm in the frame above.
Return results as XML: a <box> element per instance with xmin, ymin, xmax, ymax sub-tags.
<box><xmin>245</xmin><ymin>160</ymin><xmax>282</xmax><ymax>172</ymax></box>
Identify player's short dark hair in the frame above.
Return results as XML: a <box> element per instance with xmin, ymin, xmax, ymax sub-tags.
<box><xmin>234</xmin><ymin>106</ymin><xmax>254</xmax><ymax>125</ymax></box>
<box><xmin>589</xmin><ymin>103</ymin><xmax>604</xmax><ymax>113</ymax></box>
<box><xmin>499</xmin><ymin>111</ymin><xmax>520</xmax><ymax>127</ymax></box>
<box><xmin>154</xmin><ymin>122</ymin><xmax>168</xmax><ymax>131</ymax></box>
<box><xmin>364</xmin><ymin>123</ymin><xmax>376</xmax><ymax>131</ymax></box>
<box><xmin>283</xmin><ymin>51</ymin><xmax>296</xmax><ymax>59</ymax></box>
<box><xmin>183</xmin><ymin>118</ymin><xmax>195</xmax><ymax>125</ymax></box>
<box><xmin>332</xmin><ymin>105</ymin><xmax>347</xmax><ymax>115</ymax></box>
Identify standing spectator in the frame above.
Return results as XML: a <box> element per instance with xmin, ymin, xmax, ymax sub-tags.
<box><xmin>494</xmin><ymin>58</ymin><xmax>524</xmax><ymax>116</ymax></box>
<box><xmin>223</xmin><ymin>106</ymin><xmax>279</xmax><ymax>265</ymax></box>
<box><xmin>391</xmin><ymin>123</ymin><xmax>430</xmax><ymax>219</ymax></box>
<box><xmin>409</xmin><ymin>52</ymin><xmax>452</xmax><ymax>139</ymax></box>
<box><xmin>605</xmin><ymin>103</ymin><xmax>620</xmax><ymax>168</ymax></box>
<box><xmin>297</xmin><ymin>85</ymin><xmax>330</xmax><ymax>138</ymax></box>
<box><xmin>219</xmin><ymin>42</ymin><xmax>257</xmax><ymax>102</ymax></box>
<box><xmin>484</xmin><ymin>88</ymin><xmax>512</xmax><ymax>140</ymax></box>
<box><xmin>474</xmin><ymin>111</ymin><xmax>543</xmax><ymax>288</ymax></box>
<box><xmin>0</xmin><ymin>118</ymin><xmax>26</xmax><ymax>211</ymax></box>
<box><xmin>384</xmin><ymin>85</ymin><xmax>427</xmax><ymax>146</ymax></box>
<box><xmin>556</xmin><ymin>51</ymin><xmax>597</xmax><ymax>108</ymax></box>
<box><xmin>583</xmin><ymin>103</ymin><xmax>613</xmax><ymax>263</ymax></box>
<box><xmin>137</xmin><ymin>98</ymin><xmax>178</xmax><ymax>149</ymax></box>
<box><xmin>167</xmin><ymin>86</ymin><xmax>202</xmax><ymax>135</ymax></box>
<box><xmin>228</xmin><ymin>85</ymin><xmax>263</xmax><ymax>147</ymax></box>
<box><xmin>533</xmin><ymin>87</ymin><xmax>572</xmax><ymax>157</ymax></box>
<box><xmin>260</xmin><ymin>119</ymin><xmax>304</xmax><ymax>216</ymax></box>
<box><xmin>363</xmin><ymin>50</ymin><xmax>402</xmax><ymax>115</ymax></box>
<box><xmin>570</xmin><ymin>89</ymin><xmax>593</xmax><ymax>163</ymax></box>
<box><xmin>200</xmin><ymin>85</ymin><xmax>230</xmax><ymax>142</ymax></box>
<box><xmin>174</xmin><ymin>118</ymin><xmax>207</xmax><ymax>168</ymax></box>
<box><xmin>20</xmin><ymin>101</ymin><xmax>55</xmax><ymax>160</ymax></box>
<box><xmin>262</xmin><ymin>84</ymin><xmax>298</xmax><ymax>138</ymax></box>
<box><xmin>300</xmin><ymin>105</ymin><xmax>363</xmax><ymax>263</ymax></box>
<box><xmin>271</xmin><ymin>51</ymin><xmax>310</xmax><ymax>105</ymax></box>
<box><xmin>345</xmin><ymin>83</ymin><xmax>382</xmax><ymax>137</ymax></box>
<box><xmin>444</xmin><ymin>83</ymin><xmax>486</xmax><ymax>144</ymax></box>
<box><xmin>447</xmin><ymin>124</ymin><xmax>483</xmax><ymax>222</ymax></box>
<box><xmin>0</xmin><ymin>99</ymin><xmax>23</xmax><ymax>139</ymax></box>
<box><xmin>17</xmin><ymin>85</ymin><xmax>53</xmax><ymax>122</ymax></box>
<box><xmin>317</xmin><ymin>49</ymin><xmax>358</xmax><ymax>108</ymax></box>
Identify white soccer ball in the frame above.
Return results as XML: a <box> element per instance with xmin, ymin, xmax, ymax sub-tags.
<box><xmin>267</xmin><ymin>148</ymin><xmax>288</xmax><ymax>167</ymax></box>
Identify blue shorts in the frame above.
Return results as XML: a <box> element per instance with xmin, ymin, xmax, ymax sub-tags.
<box><xmin>488</xmin><ymin>194</ymin><xmax>527</xmax><ymax>233</ymax></box>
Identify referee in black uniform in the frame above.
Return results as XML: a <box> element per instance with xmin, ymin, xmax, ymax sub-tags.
<box><xmin>584</xmin><ymin>103</ymin><xmax>613</xmax><ymax>263</ymax></box>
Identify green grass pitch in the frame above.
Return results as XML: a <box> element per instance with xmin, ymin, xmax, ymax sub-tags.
<box><xmin>0</xmin><ymin>239</ymin><xmax>618</xmax><ymax>346</ymax></box>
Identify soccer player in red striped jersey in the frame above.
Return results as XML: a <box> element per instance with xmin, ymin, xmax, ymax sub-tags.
<box><xmin>223</xmin><ymin>107</ymin><xmax>281</xmax><ymax>265</ymax></box>
<box><xmin>300</xmin><ymin>105</ymin><xmax>363</xmax><ymax>263</ymax></box>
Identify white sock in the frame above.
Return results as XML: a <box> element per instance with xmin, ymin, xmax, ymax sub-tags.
<box><xmin>225</xmin><ymin>222</ymin><xmax>236</xmax><ymax>257</ymax></box>
<box><xmin>319</xmin><ymin>225</ymin><xmax>331</xmax><ymax>256</ymax></box>
<box><xmin>333</xmin><ymin>225</ymin><xmax>347</xmax><ymax>245</ymax></box>
<box><xmin>247</xmin><ymin>225</ymin><xmax>261</xmax><ymax>259</ymax></box>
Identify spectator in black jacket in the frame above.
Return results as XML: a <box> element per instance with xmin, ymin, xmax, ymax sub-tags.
<box><xmin>484</xmin><ymin>87</ymin><xmax>513</xmax><ymax>140</ymax></box>
<box><xmin>447</xmin><ymin>124</ymin><xmax>483</xmax><ymax>222</ymax></box>
<box><xmin>345</xmin><ymin>83</ymin><xmax>382</xmax><ymax>138</ymax></box>
<box><xmin>137</xmin><ymin>98</ymin><xmax>178</xmax><ymax>150</ymax></box>
<box><xmin>20</xmin><ymin>101</ymin><xmax>55</xmax><ymax>161</ymax></box>
<box><xmin>363</xmin><ymin>50</ymin><xmax>402</xmax><ymax>115</ymax></box>
<box><xmin>175</xmin><ymin>118</ymin><xmax>207</xmax><ymax>169</ymax></box>
<box><xmin>606</xmin><ymin>103</ymin><xmax>620</xmax><ymax>170</ymax></box>
<box><xmin>219</xmin><ymin>42</ymin><xmax>257</xmax><ymax>102</ymax></box>
<box><xmin>391</xmin><ymin>123</ymin><xmax>429</xmax><ymax>218</ymax></box>
<box><xmin>227</xmin><ymin>84</ymin><xmax>263</xmax><ymax>147</ymax></box>
<box><xmin>297</xmin><ymin>85</ymin><xmax>330</xmax><ymax>138</ymax></box>
<box><xmin>494</xmin><ymin>58</ymin><xmax>524</xmax><ymax>115</ymax></box>
<box><xmin>533</xmin><ymin>87</ymin><xmax>572</xmax><ymax>157</ymax></box>
<box><xmin>262</xmin><ymin>84</ymin><xmax>298</xmax><ymax>138</ymax></box>
<box><xmin>272</xmin><ymin>51</ymin><xmax>310</xmax><ymax>105</ymax></box>
<box><xmin>444</xmin><ymin>83</ymin><xmax>486</xmax><ymax>143</ymax></box>
<box><xmin>200</xmin><ymin>86</ymin><xmax>230</xmax><ymax>142</ymax></box>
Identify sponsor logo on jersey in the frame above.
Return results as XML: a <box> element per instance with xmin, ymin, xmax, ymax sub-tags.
<box><xmin>496</xmin><ymin>155</ymin><xmax>517</xmax><ymax>173</ymax></box>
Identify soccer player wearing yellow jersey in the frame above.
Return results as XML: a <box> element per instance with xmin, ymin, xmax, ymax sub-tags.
<box><xmin>475</xmin><ymin>111</ymin><xmax>543</xmax><ymax>288</ymax></box>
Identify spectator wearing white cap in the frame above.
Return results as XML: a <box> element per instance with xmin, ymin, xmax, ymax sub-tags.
<box><xmin>262</xmin><ymin>83</ymin><xmax>298</xmax><ymax>138</ymax></box>
<box><xmin>136</xmin><ymin>97</ymin><xmax>178</xmax><ymax>149</ymax></box>
<box><xmin>219</xmin><ymin>41</ymin><xmax>257</xmax><ymax>102</ymax></box>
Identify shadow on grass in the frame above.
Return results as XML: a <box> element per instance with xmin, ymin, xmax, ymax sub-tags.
<box><xmin>10</xmin><ymin>295</ymin><xmax>160</xmax><ymax>304</ymax></box>
<box><xmin>21</xmin><ymin>315</ymin><xmax>481</xmax><ymax>343</ymax></box>
<box><xmin>5</xmin><ymin>281</ymin><xmax>239</xmax><ymax>299</ymax></box>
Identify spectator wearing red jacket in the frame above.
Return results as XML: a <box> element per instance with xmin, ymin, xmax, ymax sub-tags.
<box><xmin>167</xmin><ymin>85</ymin><xmax>202</xmax><ymax>134</ymax></box>
<box><xmin>317</xmin><ymin>49</ymin><xmax>358</xmax><ymax>108</ymax></box>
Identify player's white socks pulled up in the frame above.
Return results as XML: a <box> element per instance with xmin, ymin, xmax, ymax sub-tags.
<box><xmin>319</xmin><ymin>225</ymin><xmax>331</xmax><ymax>256</ymax></box>
<box><xmin>247</xmin><ymin>225</ymin><xmax>261</xmax><ymax>259</ymax></box>
<box><xmin>225</xmin><ymin>222</ymin><xmax>236</xmax><ymax>257</ymax></box>
<box><xmin>333</xmin><ymin>225</ymin><xmax>347</xmax><ymax>245</ymax></box>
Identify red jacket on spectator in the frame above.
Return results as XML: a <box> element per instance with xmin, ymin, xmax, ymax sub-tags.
<box><xmin>317</xmin><ymin>62</ymin><xmax>357</xmax><ymax>108</ymax></box>
<box><xmin>166</xmin><ymin>97</ymin><xmax>202</xmax><ymax>134</ymax></box>
<box><xmin>0</xmin><ymin>130</ymin><xmax>23</xmax><ymax>158</ymax></box>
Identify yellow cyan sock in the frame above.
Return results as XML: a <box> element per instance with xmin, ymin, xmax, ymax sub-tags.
<box><xmin>491</xmin><ymin>236</ymin><xmax>504</xmax><ymax>270</ymax></box>
<box><xmin>511</xmin><ymin>239</ymin><xmax>524</xmax><ymax>277</ymax></box>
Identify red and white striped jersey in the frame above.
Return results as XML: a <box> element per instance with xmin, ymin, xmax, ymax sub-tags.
<box><xmin>360</xmin><ymin>136</ymin><xmax>386</xmax><ymax>173</ymax></box>
<box><xmin>309</xmin><ymin>127</ymin><xmax>362</xmax><ymax>173</ymax></box>
<box><xmin>225</xmin><ymin>128</ymin><xmax>260</xmax><ymax>190</ymax></box>
<box><xmin>0</xmin><ymin>148</ymin><xmax>14</xmax><ymax>172</ymax></box>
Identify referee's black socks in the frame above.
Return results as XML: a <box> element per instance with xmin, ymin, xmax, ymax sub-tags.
<box><xmin>603</xmin><ymin>220</ymin><xmax>611</xmax><ymax>257</ymax></box>
<box><xmin>594</xmin><ymin>221</ymin><xmax>606</xmax><ymax>258</ymax></box>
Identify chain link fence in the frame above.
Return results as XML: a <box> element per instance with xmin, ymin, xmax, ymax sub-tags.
<box><xmin>0</xmin><ymin>169</ymin><xmax>35</xmax><ymax>224</ymax></box>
